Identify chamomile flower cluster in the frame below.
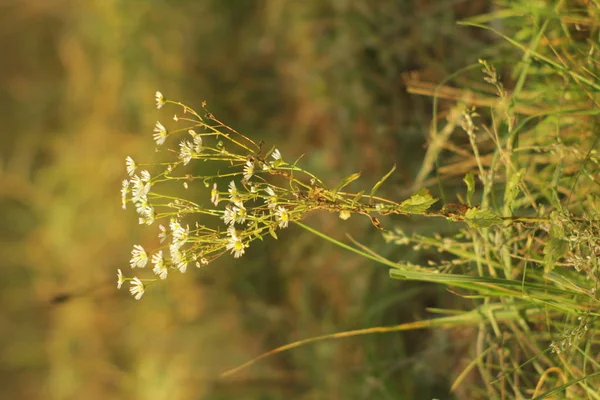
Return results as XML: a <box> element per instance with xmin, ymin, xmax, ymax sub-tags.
<box><xmin>118</xmin><ymin>91</ymin><xmax>405</xmax><ymax>300</ymax></box>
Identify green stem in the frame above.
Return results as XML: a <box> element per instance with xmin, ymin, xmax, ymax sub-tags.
<box><xmin>294</xmin><ymin>221</ymin><xmax>404</xmax><ymax>269</ymax></box>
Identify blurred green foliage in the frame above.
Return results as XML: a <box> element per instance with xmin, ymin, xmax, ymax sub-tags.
<box><xmin>0</xmin><ymin>1</ymin><xmax>493</xmax><ymax>398</ymax></box>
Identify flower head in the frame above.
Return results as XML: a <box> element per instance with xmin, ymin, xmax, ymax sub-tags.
<box><xmin>130</xmin><ymin>245</ymin><xmax>148</xmax><ymax>268</ymax></box>
<box><xmin>275</xmin><ymin>206</ymin><xmax>289</xmax><ymax>229</ymax></box>
<box><xmin>131</xmin><ymin>175</ymin><xmax>151</xmax><ymax>203</ymax></box>
<box><xmin>243</xmin><ymin>160</ymin><xmax>254</xmax><ymax>182</ymax></box>
<box><xmin>121</xmin><ymin>179</ymin><xmax>129</xmax><ymax>209</ymax></box>
<box><xmin>228</xmin><ymin>180</ymin><xmax>242</xmax><ymax>206</ymax></box>
<box><xmin>117</xmin><ymin>269</ymin><xmax>125</xmax><ymax>289</ymax></box>
<box><xmin>222</xmin><ymin>205</ymin><xmax>237</xmax><ymax>226</ymax></box>
<box><xmin>226</xmin><ymin>235</ymin><xmax>247</xmax><ymax>258</ymax></box>
<box><xmin>210</xmin><ymin>183</ymin><xmax>219</xmax><ymax>206</ymax></box>
<box><xmin>158</xmin><ymin>224</ymin><xmax>167</xmax><ymax>243</ymax></box>
<box><xmin>129</xmin><ymin>277</ymin><xmax>145</xmax><ymax>300</ymax></box>
<box><xmin>170</xmin><ymin>219</ymin><xmax>188</xmax><ymax>245</ymax></box>
<box><xmin>155</xmin><ymin>91</ymin><xmax>165</xmax><ymax>109</ymax></box>
<box><xmin>153</xmin><ymin>121</ymin><xmax>168</xmax><ymax>145</ymax></box>
<box><xmin>125</xmin><ymin>156</ymin><xmax>137</xmax><ymax>176</ymax></box>
<box><xmin>152</xmin><ymin>250</ymin><xmax>168</xmax><ymax>280</ymax></box>
<box><xmin>272</xmin><ymin>148</ymin><xmax>281</xmax><ymax>161</ymax></box>
<box><xmin>179</xmin><ymin>140</ymin><xmax>194</xmax><ymax>165</ymax></box>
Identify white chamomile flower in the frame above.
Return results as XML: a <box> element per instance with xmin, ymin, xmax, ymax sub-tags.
<box><xmin>190</xmin><ymin>130</ymin><xmax>202</xmax><ymax>151</ymax></box>
<box><xmin>243</xmin><ymin>160</ymin><xmax>254</xmax><ymax>182</ymax></box>
<box><xmin>155</xmin><ymin>91</ymin><xmax>165</xmax><ymax>109</ymax></box>
<box><xmin>228</xmin><ymin>180</ymin><xmax>242</xmax><ymax>205</ymax></box>
<box><xmin>179</xmin><ymin>140</ymin><xmax>194</xmax><ymax>165</ymax></box>
<box><xmin>152</xmin><ymin>250</ymin><xmax>168</xmax><ymax>280</ymax></box>
<box><xmin>271</xmin><ymin>148</ymin><xmax>281</xmax><ymax>161</ymax></box>
<box><xmin>130</xmin><ymin>245</ymin><xmax>148</xmax><ymax>268</ymax></box>
<box><xmin>176</xmin><ymin>260</ymin><xmax>188</xmax><ymax>273</ymax></box>
<box><xmin>158</xmin><ymin>224</ymin><xmax>167</xmax><ymax>243</ymax></box>
<box><xmin>121</xmin><ymin>179</ymin><xmax>129</xmax><ymax>209</ymax></box>
<box><xmin>125</xmin><ymin>156</ymin><xmax>137</xmax><ymax>176</ymax></box>
<box><xmin>222</xmin><ymin>205</ymin><xmax>237</xmax><ymax>226</ymax></box>
<box><xmin>170</xmin><ymin>242</ymin><xmax>182</xmax><ymax>264</ymax></box>
<box><xmin>170</xmin><ymin>219</ymin><xmax>188</xmax><ymax>244</ymax></box>
<box><xmin>234</xmin><ymin>205</ymin><xmax>247</xmax><ymax>224</ymax></box>
<box><xmin>210</xmin><ymin>183</ymin><xmax>219</xmax><ymax>206</ymax></box>
<box><xmin>140</xmin><ymin>170</ymin><xmax>151</xmax><ymax>182</ymax></box>
<box><xmin>137</xmin><ymin>204</ymin><xmax>155</xmax><ymax>225</ymax></box>
<box><xmin>153</xmin><ymin>121</ymin><xmax>168</xmax><ymax>145</ymax></box>
<box><xmin>226</xmin><ymin>235</ymin><xmax>247</xmax><ymax>258</ymax></box>
<box><xmin>131</xmin><ymin>175</ymin><xmax>151</xmax><ymax>203</ymax></box>
<box><xmin>117</xmin><ymin>269</ymin><xmax>125</xmax><ymax>289</ymax></box>
<box><xmin>265</xmin><ymin>186</ymin><xmax>277</xmax><ymax>208</ymax></box>
<box><xmin>129</xmin><ymin>277</ymin><xmax>145</xmax><ymax>300</ymax></box>
<box><xmin>275</xmin><ymin>206</ymin><xmax>289</xmax><ymax>229</ymax></box>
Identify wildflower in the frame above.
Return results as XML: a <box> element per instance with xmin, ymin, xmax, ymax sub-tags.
<box><xmin>228</xmin><ymin>180</ymin><xmax>242</xmax><ymax>206</ymax></box>
<box><xmin>275</xmin><ymin>206</ymin><xmax>289</xmax><ymax>229</ymax></box>
<box><xmin>153</xmin><ymin>121</ymin><xmax>168</xmax><ymax>145</ymax></box>
<box><xmin>125</xmin><ymin>156</ymin><xmax>137</xmax><ymax>176</ymax></box>
<box><xmin>129</xmin><ymin>277</ymin><xmax>145</xmax><ymax>300</ymax></box>
<box><xmin>176</xmin><ymin>260</ymin><xmax>188</xmax><ymax>273</ymax></box>
<box><xmin>190</xmin><ymin>130</ymin><xmax>203</xmax><ymax>151</ymax></box>
<box><xmin>234</xmin><ymin>205</ymin><xmax>247</xmax><ymax>224</ymax></box>
<box><xmin>158</xmin><ymin>224</ymin><xmax>167</xmax><ymax>243</ymax></box>
<box><xmin>170</xmin><ymin>219</ymin><xmax>188</xmax><ymax>244</ymax></box>
<box><xmin>137</xmin><ymin>204</ymin><xmax>155</xmax><ymax>225</ymax></box>
<box><xmin>243</xmin><ymin>160</ymin><xmax>254</xmax><ymax>182</ymax></box>
<box><xmin>179</xmin><ymin>140</ymin><xmax>194</xmax><ymax>165</ymax></box>
<box><xmin>130</xmin><ymin>245</ymin><xmax>148</xmax><ymax>268</ymax></box>
<box><xmin>170</xmin><ymin>243</ymin><xmax>183</xmax><ymax>264</ymax></box>
<box><xmin>121</xmin><ymin>179</ymin><xmax>129</xmax><ymax>209</ymax></box>
<box><xmin>265</xmin><ymin>186</ymin><xmax>277</xmax><ymax>208</ymax></box>
<box><xmin>222</xmin><ymin>205</ymin><xmax>237</xmax><ymax>226</ymax></box>
<box><xmin>272</xmin><ymin>148</ymin><xmax>281</xmax><ymax>161</ymax></box>
<box><xmin>117</xmin><ymin>269</ymin><xmax>125</xmax><ymax>289</ymax></box>
<box><xmin>226</xmin><ymin>234</ymin><xmax>247</xmax><ymax>258</ymax></box>
<box><xmin>155</xmin><ymin>91</ymin><xmax>165</xmax><ymax>109</ymax></box>
<box><xmin>131</xmin><ymin>175</ymin><xmax>151</xmax><ymax>203</ymax></box>
<box><xmin>210</xmin><ymin>183</ymin><xmax>219</xmax><ymax>206</ymax></box>
<box><xmin>140</xmin><ymin>170</ymin><xmax>151</xmax><ymax>183</ymax></box>
<box><xmin>152</xmin><ymin>250</ymin><xmax>168</xmax><ymax>280</ymax></box>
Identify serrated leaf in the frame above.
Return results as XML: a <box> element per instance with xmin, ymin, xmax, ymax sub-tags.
<box><xmin>463</xmin><ymin>172</ymin><xmax>475</xmax><ymax>206</ymax></box>
<box><xmin>464</xmin><ymin>208</ymin><xmax>503</xmax><ymax>228</ymax></box>
<box><xmin>333</xmin><ymin>172</ymin><xmax>361</xmax><ymax>193</ymax></box>
<box><xmin>398</xmin><ymin>189</ymin><xmax>438</xmax><ymax>214</ymax></box>
<box><xmin>370</xmin><ymin>164</ymin><xmax>396</xmax><ymax>198</ymax></box>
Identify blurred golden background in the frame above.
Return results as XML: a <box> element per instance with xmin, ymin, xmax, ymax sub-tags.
<box><xmin>0</xmin><ymin>1</ymin><xmax>490</xmax><ymax>398</ymax></box>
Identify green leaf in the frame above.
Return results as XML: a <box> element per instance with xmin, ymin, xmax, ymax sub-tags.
<box><xmin>333</xmin><ymin>172</ymin><xmax>361</xmax><ymax>193</ymax></box>
<box><xmin>504</xmin><ymin>168</ymin><xmax>524</xmax><ymax>211</ymax></box>
<box><xmin>543</xmin><ymin>238</ymin><xmax>568</xmax><ymax>273</ymax></box>
<box><xmin>370</xmin><ymin>164</ymin><xmax>396</xmax><ymax>198</ymax></box>
<box><xmin>463</xmin><ymin>172</ymin><xmax>475</xmax><ymax>206</ymax></box>
<box><xmin>398</xmin><ymin>189</ymin><xmax>438</xmax><ymax>214</ymax></box>
<box><xmin>269</xmin><ymin>227</ymin><xmax>278</xmax><ymax>240</ymax></box>
<box><xmin>351</xmin><ymin>190</ymin><xmax>364</xmax><ymax>206</ymax></box>
<box><xmin>463</xmin><ymin>208</ymin><xmax>503</xmax><ymax>229</ymax></box>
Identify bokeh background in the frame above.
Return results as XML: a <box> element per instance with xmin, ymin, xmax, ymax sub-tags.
<box><xmin>1</xmin><ymin>1</ymin><xmax>493</xmax><ymax>398</ymax></box>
